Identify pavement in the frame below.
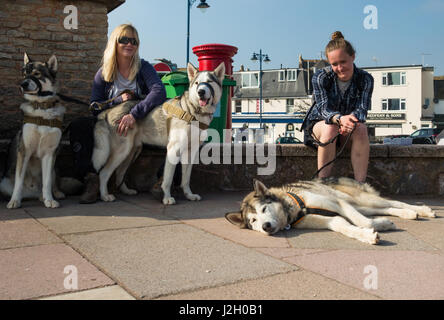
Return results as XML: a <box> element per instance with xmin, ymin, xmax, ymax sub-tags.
<box><xmin>0</xmin><ymin>191</ymin><xmax>444</xmax><ymax>300</ymax></box>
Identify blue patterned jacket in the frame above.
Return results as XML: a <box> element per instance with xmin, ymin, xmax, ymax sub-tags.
<box><xmin>305</xmin><ymin>64</ymin><xmax>374</xmax><ymax>126</ymax></box>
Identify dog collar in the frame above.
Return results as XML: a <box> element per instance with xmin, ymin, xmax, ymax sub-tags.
<box><xmin>286</xmin><ymin>192</ymin><xmax>338</xmax><ymax>229</ymax></box>
<box><xmin>30</xmin><ymin>97</ymin><xmax>59</xmax><ymax>110</ymax></box>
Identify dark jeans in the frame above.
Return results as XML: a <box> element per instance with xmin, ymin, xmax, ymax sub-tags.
<box><xmin>69</xmin><ymin>116</ymin><xmax>97</xmax><ymax>182</ymax></box>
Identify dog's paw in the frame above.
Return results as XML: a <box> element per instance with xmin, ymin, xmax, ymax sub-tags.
<box><xmin>373</xmin><ymin>217</ymin><xmax>397</xmax><ymax>231</ymax></box>
<box><xmin>7</xmin><ymin>199</ymin><xmax>21</xmax><ymax>209</ymax></box>
<box><xmin>185</xmin><ymin>193</ymin><xmax>201</xmax><ymax>201</ymax></box>
<box><xmin>101</xmin><ymin>194</ymin><xmax>116</xmax><ymax>202</ymax></box>
<box><xmin>44</xmin><ymin>199</ymin><xmax>60</xmax><ymax>208</ymax></box>
<box><xmin>163</xmin><ymin>197</ymin><xmax>176</xmax><ymax>205</ymax></box>
<box><xmin>417</xmin><ymin>206</ymin><xmax>436</xmax><ymax>218</ymax></box>
<box><xmin>360</xmin><ymin>228</ymin><xmax>380</xmax><ymax>245</ymax></box>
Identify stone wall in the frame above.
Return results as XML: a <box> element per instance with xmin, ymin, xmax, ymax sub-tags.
<box><xmin>54</xmin><ymin>143</ymin><xmax>444</xmax><ymax>196</ymax></box>
<box><xmin>0</xmin><ymin>0</ymin><xmax>121</xmax><ymax>139</ymax></box>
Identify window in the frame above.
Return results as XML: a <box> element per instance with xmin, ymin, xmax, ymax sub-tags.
<box><xmin>235</xmin><ymin>100</ymin><xmax>242</xmax><ymax>113</ymax></box>
<box><xmin>382</xmin><ymin>72</ymin><xmax>406</xmax><ymax>86</ymax></box>
<box><xmin>241</xmin><ymin>72</ymin><xmax>259</xmax><ymax>88</ymax></box>
<box><xmin>287</xmin><ymin>69</ymin><xmax>297</xmax><ymax>81</ymax></box>
<box><xmin>278</xmin><ymin>71</ymin><xmax>285</xmax><ymax>82</ymax></box>
<box><xmin>382</xmin><ymin>98</ymin><xmax>406</xmax><ymax>111</ymax></box>
<box><xmin>286</xmin><ymin>99</ymin><xmax>295</xmax><ymax>113</ymax></box>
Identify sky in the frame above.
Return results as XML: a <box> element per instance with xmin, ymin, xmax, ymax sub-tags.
<box><xmin>109</xmin><ymin>0</ymin><xmax>444</xmax><ymax>75</ymax></box>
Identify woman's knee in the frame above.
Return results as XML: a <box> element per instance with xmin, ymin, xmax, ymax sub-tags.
<box><xmin>351</xmin><ymin>123</ymin><xmax>369</xmax><ymax>141</ymax></box>
<box><xmin>313</xmin><ymin>122</ymin><xmax>339</xmax><ymax>142</ymax></box>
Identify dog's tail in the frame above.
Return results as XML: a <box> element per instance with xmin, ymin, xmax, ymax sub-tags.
<box><xmin>92</xmin><ymin>123</ymin><xmax>110</xmax><ymax>172</ymax></box>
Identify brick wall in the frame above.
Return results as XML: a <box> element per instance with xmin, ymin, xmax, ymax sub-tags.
<box><xmin>0</xmin><ymin>0</ymin><xmax>118</xmax><ymax>139</ymax></box>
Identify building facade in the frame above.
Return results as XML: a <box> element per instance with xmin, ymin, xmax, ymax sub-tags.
<box><xmin>231</xmin><ymin>60</ymin><xmax>439</xmax><ymax>143</ymax></box>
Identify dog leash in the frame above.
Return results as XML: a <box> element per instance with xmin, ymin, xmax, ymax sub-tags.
<box><xmin>311</xmin><ymin>121</ymin><xmax>357</xmax><ymax>180</ymax></box>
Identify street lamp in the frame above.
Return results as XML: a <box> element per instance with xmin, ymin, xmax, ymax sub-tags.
<box><xmin>251</xmin><ymin>49</ymin><xmax>271</xmax><ymax>129</ymax></box>
<box><xmin>187</xmin><ymin>0</ymin><xmax>210</xmax><ymax>64</ymax></box>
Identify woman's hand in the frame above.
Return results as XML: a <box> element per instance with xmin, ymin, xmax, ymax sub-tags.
<box><xmin>116</xmin><ymin>113</ymin><xmax>136</xmax><ymax>136</ymax></box>
<box><xmin>338</xmin><ymin>114</ymin><xmax>359</xmax><ymax>135</ymax></box>
<box><xmin>121</xmin><ymin>92</ymin><xmax>134</xmax><ymax>102</ymax></box>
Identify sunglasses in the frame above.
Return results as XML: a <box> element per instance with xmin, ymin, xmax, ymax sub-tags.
<box><xmin>118</xmin><ymin>36</ymin><xmax>138</xmax><ymax>46</ymax></box>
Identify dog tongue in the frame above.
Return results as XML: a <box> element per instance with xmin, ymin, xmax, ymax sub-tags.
<box><xmin>199</xmin><ymin>99</ymin><xmax>207</xmax><ymax>107</ymax></box>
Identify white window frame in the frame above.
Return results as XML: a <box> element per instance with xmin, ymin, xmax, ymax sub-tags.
<box><xmin>381</xmin><ymin>98</ymin><xmax>406</xmax><ymax>111</ymax></box>
<box><xmin>278</xmin><ymin>70</ymin><xmax>285</xmax><ymax>82</ymax></box>
<box><xmin>241</xmin><ymin>72</ymin><xmax>259</xmax><ymax>88</ymax></box>
<box><xmin>382</xmin><ymin>71</ymin><xmax>406</xmax><ymax>86</ymax></box>
<box><xmin>287</xmin><ymin>69</ymin><xmax>297</xmax><ymax>81</ymax></box>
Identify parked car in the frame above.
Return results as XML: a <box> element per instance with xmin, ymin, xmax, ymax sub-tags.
<box><xmin>275</xmin><ymin>136</ymin><xmax>303</xmax><ymax>144</ymax></box>
<box><xmin>409</xmin><ymin>128</ymin><xmax>442</xmax><ymax>144</ymax></box>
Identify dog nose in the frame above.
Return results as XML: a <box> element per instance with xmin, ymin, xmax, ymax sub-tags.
<box><xmin>198</xmin><ymin>89</ymin><xmax>206</xmax><ymax>97</ymax></box>
<box><xmin>262</xmin><ymin>222</ymin><xmax>273</xmax><ymax>233</ymax></box>
<box><xmin>21</xmin><ymin>81</ymin><xmax>29</xmax><ymax>89</ymax></box>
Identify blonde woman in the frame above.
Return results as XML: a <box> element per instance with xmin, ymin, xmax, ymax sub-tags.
<box><xmin>70</xmin><ymin>24</ymin><xmax>166</xmax><ymax>203</ymax></box>
<box><xmin>302</xmin><ymin>31</ymin><xmax>374</xmax><ymax>183</ymax></box>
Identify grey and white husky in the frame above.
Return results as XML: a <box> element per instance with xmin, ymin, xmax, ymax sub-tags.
<box><xmin>0</xmin><ymin>53</ymin><xmax>66</xmax><ymax>208</ymax></box>
<box><xmin>92</xmin><ymin>62</ymin><xmax>225</xmax><ymax>205</ymax></box>
<box><xmin>226</xmin><ymin>177</ymin><xmax>436</xmax><ymax>244</ymax></box>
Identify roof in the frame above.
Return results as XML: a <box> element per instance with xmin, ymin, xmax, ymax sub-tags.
<box><xmin>90</xmin><ymin>0</ymin><xmax>125</xmax><ymax>13</ymax></box>
<box><xmin>232</xmin><ymin>69</ymin><xmax>309</xmax><ymax>99</ymax></box>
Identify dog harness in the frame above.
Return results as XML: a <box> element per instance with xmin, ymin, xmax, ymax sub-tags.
<box><xmin>286</xmin><ymin>192</ymin><xmax>337</xmax><ymax>228</ymax></box>
<box><xmin>23</xmin><ymin>98</ymin><xmax>63</xmax><ymax>129</ymax></box>
<box><xmin>23</xmin><ymin>115</ymin><xmax>63</xmax><ymax>129</ymax></box>
<box><xmin>162</xmin><ymin>97</ymin><xmax>210</xmax><ymax>133</ymax></box>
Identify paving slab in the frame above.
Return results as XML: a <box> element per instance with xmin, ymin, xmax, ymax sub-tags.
<box><xmin>26</xmin><ymin>197</ymin><xmax>178</xmax><ymax>235</ymax></box>
<box><xmin>0</xmin><ymin>243</ymin><xmax>114</xmax><ymax>300</ymax></box>
<box><xmin>158</xmin><ymin>269</ymin><xmax>380</xmax><ymax>300</ymax></box>
<box><xmin>284</xmin><ymin>227</ymin><xmax>437</xmax><ymax>251</ymax></box>
<box><xmin>284</xmin><ymin>250</ymin><xmax>444</xmax><ymax>299</ymax></box>
<box><xmin>0</xmin><ymin>208</ymin><xmax>61</xmax><ymax>249</ymax></box>
<box><xmin>393</xmin><ymin>219</ymin><xmax>444</xmax><ymax>251</ymax></box>
<box><xmin>63</xmin><ymin>224</ymin><xmax>296</xmax><ymax>299</ymax></box>
<box><xmin>39</xmin><ymin>285</ymin><xmax>135</xmax><ymax>300</ymax></box>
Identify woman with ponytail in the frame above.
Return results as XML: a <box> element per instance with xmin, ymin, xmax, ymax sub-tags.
<box><xmin>303</xmin><ymin>31</ymin><xmax>374</xmax><ymax>182</ymax></box>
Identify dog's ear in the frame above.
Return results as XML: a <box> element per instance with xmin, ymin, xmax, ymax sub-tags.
<box><xmin>253</xmin><ymin>179</ymin><xmax>269</xmax><ymax>197</ymax></box>
<box><xmin>225</xmin><ymin>212</ymin><xmax>247</xmax><ymax>228</ymax></box>
<box><xmin>47</xmin><ymin>55</ymin><xmax>58</xmax><ymax>73</ymax></box>
<box><xmin>24</xmin><ymin>52</ymin><xmax>31</xmax><ymax>66</ymax></box>
<box><xmin>213</xmin><ymin>62</ymin><xmax>225</xmax><ymax>84</ymax></box>
<box><xmin>187</xmin><ymin>62</ymin><xmax>198</xmax><ymax>82</ymax></box>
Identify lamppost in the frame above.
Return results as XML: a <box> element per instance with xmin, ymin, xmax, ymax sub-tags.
<box><xmin>187</xmin><ymin>0</ymin><xmax>210</xmax><ymax>65</ymax></box>
<box><xmin>251</xmin><ymin>50</ymin><xmax>271</xmax><ymax>130</ymax></box>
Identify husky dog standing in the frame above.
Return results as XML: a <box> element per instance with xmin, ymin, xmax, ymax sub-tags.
<box><xmin>0</xmin><ymin>53</ymin><xmax>65</xmax><ymax>208</ymax></box>
<box><xmin>226</xmin><ymin>177</ymin><xmax>436</xmax><ymax>244</ymax></box>
<box><xmin>92</xmin><ymin>62</ymin><xmax>225</xmax><ymax>205</ymax></box>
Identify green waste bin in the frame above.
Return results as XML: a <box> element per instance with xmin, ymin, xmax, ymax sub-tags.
<box><xmin>161</xmin><ymin>72</ymin><xmax>236</xmax><ymax>142</ymax></box>
<box><xmin>161</xmin><ymin>71</ymin><xmax>189</xmax><ymax>98</ymax></box>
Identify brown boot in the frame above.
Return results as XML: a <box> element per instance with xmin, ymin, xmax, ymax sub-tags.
<box><xmin>79</xmin><ymin>172</ymin><xmax>99</xmax><ymax>204</ymax></box>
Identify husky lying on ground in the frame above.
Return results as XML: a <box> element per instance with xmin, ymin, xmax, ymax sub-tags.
<box><xmin>0</xmin><ymin>53</ymin><xmax>66</xmax><ymax>208</ymax></box>
<box><xmin>226</xmin><ymin>177</ymin><xmax>436</xmax><ymax>244</ymax></box>
<box><xmin>92</xmin><ymin>62</ymin><xmax>225</xmax><ymax>205</ymax></box>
